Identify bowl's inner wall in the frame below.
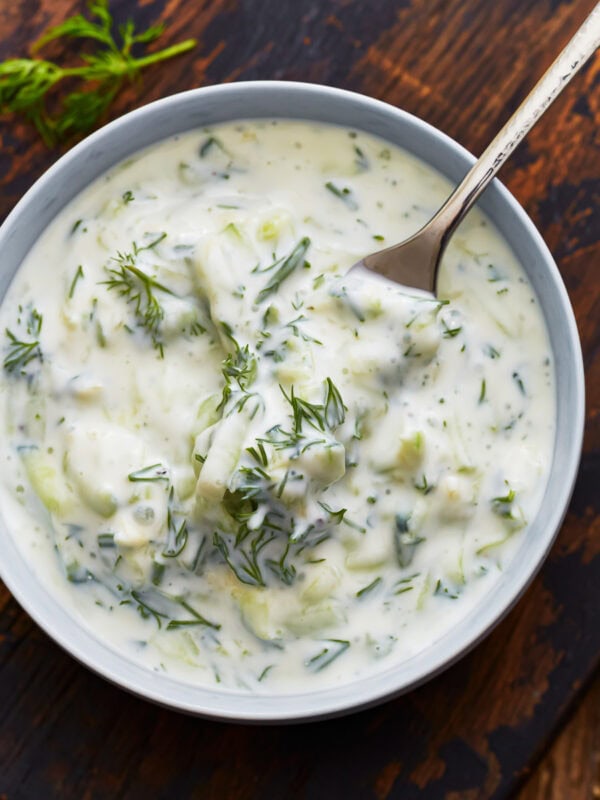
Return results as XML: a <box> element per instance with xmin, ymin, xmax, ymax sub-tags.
<box><xmin>0</xmin><ymin>83</ymin><xmax>583</xmax><ymax>720</ymax></box>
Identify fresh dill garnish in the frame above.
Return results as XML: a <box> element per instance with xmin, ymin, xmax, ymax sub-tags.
<box><xmin>328</xmin><ymin>283</ymin><xmax>366</xmax><ymax>322</ymax></box>
<box><xmin>216</xmin><ymin>334</ymin><xmax>260</xmax><ymax>416</ymax></box>
<box><xmin>285</xmin><ymin>315</ymin><xmax>323</xmax><ymax>344</ymax></box>
<box><xmin>491</xmin><ymin>484</ymin><xmax>516</xmax><ymax>517</ymax></box>
<box><xmin>199</xmin><ymin>136</ymin><xmax>225</xmax><ymax>158</ymax></box>
<box><xmin>479</xmin><ymin>378</ymin><xmax>487</xmax><ymax>404</ymax></box>
<box><xmin>317</xmin><ymin>501</ymin><xmax>347</xmax><ymax>525</ymax></box>
<box><xmin>122</xmin><ymin>190</ymin><xmax>135</xmax><ymax>204</ymax></box>
<box><xmin>342</xmin><ymin>515</ymin><xmax>367</xmax><ymax>534</ymax></box>
<box><xmin>281</xmin><ymin>384</ymin><xmax>326</xmax><ymax>434</ymax></box>
<box><xmin>414</xmin><ymin>474</ymin><xmax>434</xmax><ymax>495</ymax></box>
<box><xmin>102</xmin><ymin>236</ymin><xmax>172</xmax><ymax>357</ymax></box>
<box><xmin>255</xmin><ymin>380</ymin><xmax>345</xmax><ymax>465</ymax></box>
<box><xmin>394</xmin><ymin>513</ymin><xmax>424</xmax><ymax>568</ymax></box>
<box><xmin>512</xmin><ymin>371</ymin><xmax>526</xmax><ymax>395</ymax></box>
<box><xmin>0</xmin><ymin>0</ymin><xmax>196</xmax><ymax>146</ymax></box>
<box><xmin>246</xmin><ymin>442</ymin><xmax>268</xmax><ymax>467</ymax></box>
<box><xmin>151</xmin><ymin>561</ymin><xmax>166</xmax><ymax>586</ymax></box>
<box><xmin>442</xmin><ymin>320</ymin><xmax>462</xmax><ymax>338</ymax></box>
<box><xmin>66</xmin><ymin>562</ymin><xmax>95</xmax><ymax>584</ymax></box>
<box><xmin>222</xmin><ymin>344</ymin><xmax>257</xmax><ymax>391</ymax></box>
<box><xmin>486</xmin><ymin>263</ymin><xmax>503</xmax><ymax>282</ymax></box>
<box><xmin>3</xmin><ymin>307</ymin><xmax>43</xmax><ymax>375</ymax></box>
<box><xmin>126</xmin><ymin>590</ymin><xmax>167</xmax><ymax>627</ymax></box>
<box><xmin>3</xmin><ymin>330</ymin><xmax>43</xmax><ymax>374</ymax></box>
<box><xmin>485</xmin><ymin>344</ymin><xmax>500</xmax><ymax>359</ymax></box>
<box><xmin>434</xmin><ymin>579</ymin><xmax>459</xmax><ymax>599</ymax></box>
<box><xmin>279</xmin><ymin>378</ymin><xmax>346</xmax><ymax>438</ymax></box>
<box><xmin>258</xmin><ymin>665</ymin><xmax>274</xmax><ymax>682</ymax></box>
<box><xmin>266</xmin><ymin>541</ymin><xmax>297</xmax><ymax>586</ymax></box>
<box><xmin>305</xmin><ymin>639</ymin><xmax>350</xmax><ymax>672</ymax></box>
<box><xmin>212</xmin><ymin>529</ymin><xmax>269</xmax><ymax>587</ymax></box>
<box><xmin>323</xmin><ymin>377</ymin><xmax>347</xmax><ymax>428</ymax></box>
<box><xmin>121</xmin><ymin>587</ymin><xmax>220</xmax><ymax>631</ymax></box>
<box><xmin>393</xmin><ymin>574</ymin><xmax>419</xmax><ymax>595</ymax></box>
<box><xmin>356</xmin><ymin>576</ymin><xmax>382</xmax><ymax>598</ymax></box>
<box><xmin>324</xmin><ymin>181</ymin><xmax>359</xmax><ymax>211</ymax></box>
<box><xmin>165</xmin><ymin>599</ymin><xmax>220</xmax><ymax>630</ymax></box>
<box><xmin>354</xmin><ymin>145</ymin><xmax>369</xmax><ymax>172</ymax></box>
<box><xmin>128</xmin><ymin>462</ymin><xmax>169</xmax><ymax>483</ymax></box>
<box><xmin>162</xmin><ymin>487</ymin><xmax>188</xmax><ymax>558</ymax></box>
<box><xmin>256</xmin><ymin>238</ymin><xmax>311</xmax><ymax>303</ymax></box>
<box><xmin>68</xmin><ymin>265</ymin><xmax>85</xmax><ymax>299</ymax></box>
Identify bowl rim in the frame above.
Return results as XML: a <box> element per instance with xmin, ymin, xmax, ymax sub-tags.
<box><xmin>0</xmin><ymin>80</ymin><xmax>585</xmax><ymax>722</ymax></box>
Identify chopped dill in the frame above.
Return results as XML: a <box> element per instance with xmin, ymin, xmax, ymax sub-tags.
<box><xmin>3</xmin><ymin>307</ymin><xmax>43</xmax><ymax>375</ymax></box>
<box><xmin>356</xmin><ymin>576</ymin><xmax>382</xmax><ymax>598</ymax></box>
<box><xmin>128</xmin><ymin>463</ymin><xmax>169</xmax><ymax>483</ymax></box>
<box><xmin>68</xmin><ymin>265</ymin><xmax>85</xmax><ymax>299</ymax></box>
<box><xmin>305</xmin><ymin>639</ymin><xmax>350</xmax><ymax>672</ymax></box>
<box><xmin>256</xmin><ymin>238</ymin><xmax>311</xmax><ymax>303</ymax></box>
<box><xmin>325</xmin><ymin>181</ymin><xmax>359</xmax><ymax>211</ymax></box>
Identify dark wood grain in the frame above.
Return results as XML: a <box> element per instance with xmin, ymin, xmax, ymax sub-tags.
<box><xmin>0</xmin><ymin>1</ymin><xmax>598</xmax><ymax>798</ymax></box>
<box><xmin>518</xmin><ymin>668</ymin><xmax>600</xmax><ymax>799</ymax></box>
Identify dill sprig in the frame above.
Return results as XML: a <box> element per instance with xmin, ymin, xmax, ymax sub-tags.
<box><xmin>305</xmin><ymin>639</ymin><xmax>350</xmax><ymax>672</ymax></box>
<box><xmin>281</xmin><ymin>384</ymin><xmax>326</xmax><ymax>435</ymax></box>
<box><xmin>124</xmin><ymin>589</ymin><xmax>220</xmax><ymax>630</ymax></box>
<box><xmin>166</xmin><ymin>599</ymin><xmax>220</xmax><ymax>631</ymax></box>
<box><xmin>68</xmin><ymin>265</ymin><xmax>85</xmax><ymax>299</ymax></box>
<box><xmin>3</xmin><ymin>307</ymin><xmax>43</xmax><ymax>375</ymax></box>
<box><xmin>394</xmin><ymin>513</ymin><xmax>424</xmax><ymax>568</ymax></box>
<box><xmin>213</xmin><ymin>529</ymin><xmax>271</xmax><ymax>587</ymax></box>
<box><xmin>3</xmin><ymin>330</ymin><xmax>42</xmax><ymax>374</ymax></box>
<box><xmin>163</xmin><ymin>487</ymin><xmax>189</xmax><ymax>558</ymax></box>
<box><xmin>0</xmin><ymin>0</ymin><xmax>196</xmax><ymax>146</ymax></box>
<box><xmin>491</xmin><ymin>484</ymin><xmax>516</xmax><ymax>518</ymax></box>
<box><xmin>324</xmin><ymin>181</ymin><xmax>359</xmax><ymax>211</ymax></box>
<box><xmin>285</xmin><ymin>314</ymin><xmax>323</xmax><ymax>345</ymax></box>
<box><xmin>256</xmin><ymin>238</ymin><xmax>311</xmax><ymax>303</ymax></box>
<box><xmin>102</xmin><ymin>235</ymin><xmax>173</xmax><ymax>356</ymax></box>
<box><xmin>222</xmin><ymin>345</ymin><xmax>257</xmax><ymax>391</ymax></box>
<box><xmin>356</xmin><ymin>576</ymin><xmax>382</xmax><ymax>598</ymax></box>
<box><xmin>206</xmin><ymin>375</ymin><xmax>347</xmax><ymax>589</ymax></box>
<box><xmin>279</xmin><ymin>378</ymin><xmax>346</xmax><ymax>439</ymax></box>
<box><xmin>216</xmin><ymin>333</ymin><xmax>260</xmax><ymax>415</ymax></box>
<box><xmin>124</xmin><ymin>464</ymin><xmax>187</xmax><ymax>557</ymax></box>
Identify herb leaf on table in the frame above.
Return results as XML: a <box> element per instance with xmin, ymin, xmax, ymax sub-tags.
<box><xmin>0</xmin><ymin>0</ymin><xmax>196</xmax><ymax>146</ymax></box>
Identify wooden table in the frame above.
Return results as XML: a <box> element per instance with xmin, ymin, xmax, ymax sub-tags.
<box><xmin>1</xmin><ymin>1</ymin><xmax>598</xmax><ymax>797</ymax></box>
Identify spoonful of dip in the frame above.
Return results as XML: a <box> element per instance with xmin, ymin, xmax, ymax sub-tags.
<box><xmin>356</xmin><ymin>2</ymin><xmax>600</xmax><ymax>293</ymax></box>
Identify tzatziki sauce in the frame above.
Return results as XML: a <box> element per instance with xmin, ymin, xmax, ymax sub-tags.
<box><xmin>0</xmin><ymin>120</ymin><xmax>555</xmax><ymax>691</ymax></box>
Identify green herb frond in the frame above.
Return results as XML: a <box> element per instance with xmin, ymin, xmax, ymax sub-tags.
<box><xmin>3</xmin><ymin>307</ymin><xmax>43</xmax><ymax>375</ymax></box>
<box><xmin>256</xmin><ymin>238</ymin><xmax>311</xmax><ymax>303</ymax></box>
<box><xmin>0</xmin><ymin>0</ymin><xmax>196</xmax><ymax>145</ymax></box>
<box><xmin>102</xmin><ymin>240</ymin><xmax>172</xmax><ymax>356</ymax></box>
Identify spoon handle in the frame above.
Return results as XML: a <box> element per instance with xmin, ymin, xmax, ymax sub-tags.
<box><xmin>430</xmin><ymin>2</ymin><xmax>600</xmax><ymax>243</ymax></box>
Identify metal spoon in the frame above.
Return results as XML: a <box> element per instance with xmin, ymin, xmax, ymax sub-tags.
<box><xmin>356</xmin><ymin>3</ymin><xmax>600</xmax><ymax>293</ymax></box>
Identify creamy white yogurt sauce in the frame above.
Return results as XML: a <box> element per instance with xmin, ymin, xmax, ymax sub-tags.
<box><xmin>0</xmin><ymin>120</ymin><xmax>555</xmax><ymax>691</ymax></box>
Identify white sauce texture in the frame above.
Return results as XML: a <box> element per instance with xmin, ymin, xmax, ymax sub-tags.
<box><xmin>0</xmin><ymin>121</ymin><xmax>555</xmax><ymax>691</ymax></box>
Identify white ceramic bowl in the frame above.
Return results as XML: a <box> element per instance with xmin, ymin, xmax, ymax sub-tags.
<box><xmin>0</xmin><ymin>82</ymin><xmax>585</xmax><ymax>722</ymax></box>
